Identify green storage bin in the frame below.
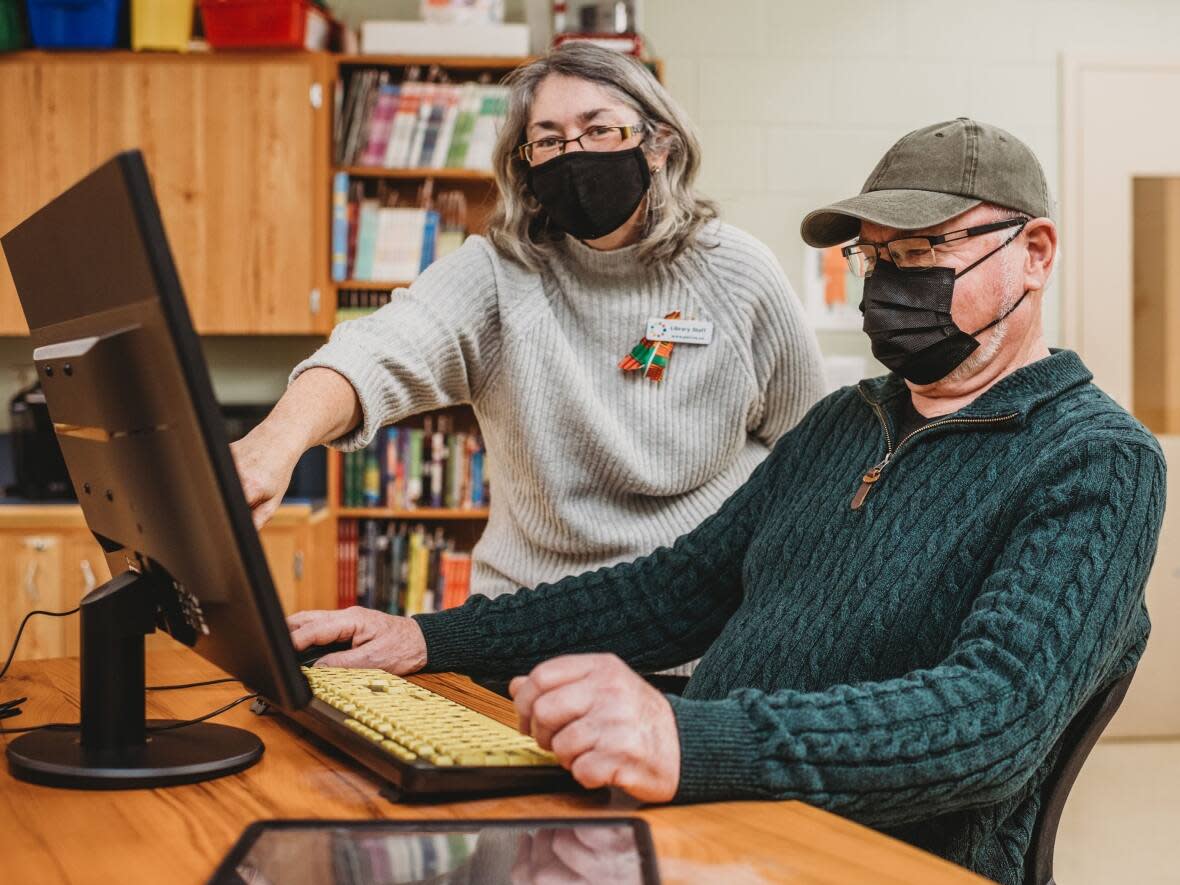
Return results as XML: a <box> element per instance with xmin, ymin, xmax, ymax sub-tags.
<box><xmin>0</xmin><ymin>0</ymin><xmax>26</xmax><ymax>51</ymax></box>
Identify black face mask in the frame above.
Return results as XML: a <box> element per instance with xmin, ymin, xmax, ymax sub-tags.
<box><xmin>526</xmin><ymin>146</ymin><xmax>652</xmax><ymax>241</ymax></box>
<box><xmin>860</xmin><ymin>238</ymin><xmax>1030</xmax><ymax>385</ymax></box>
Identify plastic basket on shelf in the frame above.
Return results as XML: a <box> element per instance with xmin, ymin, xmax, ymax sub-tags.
<box><xmin>25</xmin><ymin>0</ymin><xmax>121</xmax><ymax>49</ymax></box>
<box><xmin>131</xmin><ymin>0</ymin><xmax>192</xmax><ymax>51</ymax></box>
<box><xmin>199</xmin><ymin>0</ymin><xmax>329</xmax><ymax>50</ymax></box>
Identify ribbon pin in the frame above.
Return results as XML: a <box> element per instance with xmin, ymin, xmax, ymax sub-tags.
<box><xmin>619</xmin><ymin>310</ymin><xmax>680</xmax><ymax>383</ymax></box>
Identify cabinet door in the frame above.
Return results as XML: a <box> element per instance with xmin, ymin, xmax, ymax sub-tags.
<box><xmin>0</xmin><ymin>53</ymin><xmax>331</xmax><ymax>335</ymax></box>
<box><xmin>0</xmin><ymin>532</ymin><xmax>68</xmax><ymax>661</ymax></box>
<box><xmin>259</xmin><ymin>524</ymin><xmax>301</xmax><ymax>616</ymax></box>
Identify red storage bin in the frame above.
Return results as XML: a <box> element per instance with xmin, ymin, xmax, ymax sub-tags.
<box><xmin>199</xmin><ymin>0</ymin><xmax>329</xmax><ymax>49</ymax></box>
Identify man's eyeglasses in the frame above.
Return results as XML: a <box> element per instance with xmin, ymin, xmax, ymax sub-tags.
<box><xmin>518</xmin><ymin>123</ymin><xmax>645</xmax><ymax>165</ymax></box>
<box><xmin>841</xmin><ymin>216</ymin><xmax>1029</xmax><ymax>278</ymax></box>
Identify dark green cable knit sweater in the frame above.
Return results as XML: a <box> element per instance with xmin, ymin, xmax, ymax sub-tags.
<box><xmin>414</xmin><ymin>350</ymin><xmax>1166</xmax><ymax>885</ymax></box>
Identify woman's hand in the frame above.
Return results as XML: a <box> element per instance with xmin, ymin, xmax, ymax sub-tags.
<box><xmin>230</xmin><ymin>425</ymin><xmax>302</xmax><ymax>529</ymax></box>
<box><xmin>287</xmin><ymin>607</ymin><xmax>428</xmax><ymax>674</ymax></box>
<box><xmin>510</xmin><ymin>653</ymin><xmax>680</xmax><ymax>803</ymax></box>
<box><xmin>231</xmin><ymin>367</ymin><xmax>365</xmax><ymax>530</ymax></box>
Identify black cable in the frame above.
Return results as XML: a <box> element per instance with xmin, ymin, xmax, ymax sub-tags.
<box><xmin>146</xmin><ymin>677</ymin><xmax>240</xmax><ymax>691</ymax></box>
<box><xmin>0</xmin><ymin>607</ymin><xmax>80</xmax><ymax>681</ymax></box>
<box><xmin>0</xmin><ymin>692</ymin><xmax>258</xmax><ymax>735</ymax></box>
<box><xmin>0</xmin><ymin>721</ymin><xmax>82</xmax><ymax>735</ymax></box>
<box><xmin>146</xmin><ymin>692</ymin><xmax>258</xmax><ymax>732</ymax></box>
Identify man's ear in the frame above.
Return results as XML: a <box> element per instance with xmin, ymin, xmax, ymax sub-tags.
<box><xmin>1022</xmin><ymin>218</ymin><xmax>1057</xmax><ymax>292</ymax></box>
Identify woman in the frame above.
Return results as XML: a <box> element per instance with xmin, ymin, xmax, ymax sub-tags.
<box><xmin>233</xmin><ymin>43</ymin><xmax>824</xmax><ymax>601</ymax></box>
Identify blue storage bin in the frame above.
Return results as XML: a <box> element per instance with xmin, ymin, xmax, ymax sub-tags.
<box><xmin>26</xmin><ymin>0</ymin><xmax>122</xmax><ymax>48</ymax></box>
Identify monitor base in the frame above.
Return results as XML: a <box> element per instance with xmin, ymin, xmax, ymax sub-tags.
<box><xmin>7</xmin><ymin>721</ymin><xmax>263</xmax><ymax>789</ymax></box>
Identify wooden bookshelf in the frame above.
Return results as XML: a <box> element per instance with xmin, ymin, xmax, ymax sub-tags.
<box><xmin>325</xmin><ymin>52</ymin><xmax>661</xmax><ymax>610</ymax></box>
<box><xmin>336</xmin><ymin>54</ymin><xmax>534</xmax><ymax>70</ymax></box>
<box><xmin>341</xmin><ymin>166</ymin><xmax>495</xmax><ymax>181</ymax></box>
<box><xmin>335</xmin><ymin>280</ymin><xmax>411</xmax><ymax>290</ymax></box>
<box><xmin>338</xmin><ymin>507</ymin><xmax>490</xmax><ymax>520</ymax></box>
<box><xmin>326</xmin><ymin>52</ymin><xmax>517</xmax><ymax>549</ymax></box>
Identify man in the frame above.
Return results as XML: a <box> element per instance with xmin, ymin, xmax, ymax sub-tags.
<box><xmin>287</xmin><ymin>119</ymin><xmax>1165</xmax><ymax>885</ymax></box>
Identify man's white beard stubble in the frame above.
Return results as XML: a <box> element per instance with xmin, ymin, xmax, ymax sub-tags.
<box><xmin>943</xmin><ymin>255</ymin><xmax>1022</xmax><ymax>385</ymax></box>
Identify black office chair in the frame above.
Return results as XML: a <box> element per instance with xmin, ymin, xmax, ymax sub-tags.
<box><xmin>1025</xmin><ymin>668</ymin><xmax>1136</xmax><ymax>885</ymax></box>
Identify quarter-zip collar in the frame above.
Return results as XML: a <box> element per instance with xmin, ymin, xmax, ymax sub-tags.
<box><xmin>857</xmin><ymin>349</ymin><xmax>1093</xmax><ymax>423</ymax></box>
<box><xmin>850</xmin><ymin>350</ymin><xmax>1094</xmax><ymax>511</ymax></box>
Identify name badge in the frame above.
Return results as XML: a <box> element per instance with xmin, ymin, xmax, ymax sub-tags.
<box><xmin>645</xmin><ymin>317</ymin><xmax>714</xmax><ymax>345</ymax></box>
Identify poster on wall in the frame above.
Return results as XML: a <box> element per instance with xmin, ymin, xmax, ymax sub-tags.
<box><xmin>802</xmin><ymin>245</ymin><xmax>863</xmax><ymax>331</ymax></box>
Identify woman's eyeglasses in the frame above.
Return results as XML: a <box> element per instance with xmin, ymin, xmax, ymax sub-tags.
<box><xmin>518</xmin><ymin>123</ymin><xmax>645</xmax><ymax>165</ymax></box>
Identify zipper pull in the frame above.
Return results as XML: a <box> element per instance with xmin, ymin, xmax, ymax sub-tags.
<box><xmin>851</xmin><ymin>453</ymin><xmax>890</xmax><ymax>511</ymax></box>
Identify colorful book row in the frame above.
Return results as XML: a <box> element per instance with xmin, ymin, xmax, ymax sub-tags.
<box><xmin>341</xmin><ymin>420</ymin><xmax>489</xmax><ymax>511</ymax></box>
<box><xmin>338</xmin><ymin>520</ymin><xmax>473</xmax><ymax>616</ymax></box>
<box><xmin>331</xmin><ymin>175</ymin><xmax>467</xmax><ymax>282</ymax></box>
<box><xmin>337</xmin><ymin>74</ymin><xmax>510</xmax><ymax>171</ymax></box>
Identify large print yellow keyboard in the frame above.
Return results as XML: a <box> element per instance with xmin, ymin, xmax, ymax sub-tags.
<box><xmin>303</xmin><ymin>667</ymin><xmax>559</xmax><ymax>769</ymax></box>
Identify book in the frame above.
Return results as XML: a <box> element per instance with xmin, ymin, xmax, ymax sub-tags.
<box><xmin>336</xmin><ymin>73</ymin><xmax>508</xmax><ymax>171</ymax></box>
<box><xmin>359</xmin><ymin>83</ymin><xmax>400</xmax><ymax>166</ymax></box>
<box><xmin>362</xmin><ymin>445</ymin><xmax>381</xmax><ymax>506</ymax></box>
<box><xmin>330</xmin><ymin>172</ymin><xmax>350</xmax><ymax>282</ymax></box>
<box><xmin>405</xmin><ymin>82</ymin><xmax>435</xmax><ymax>170</ymax></box>
<box><xmin>464</xmin><ymin>87</ymin><xmax>506</xmax><ymax>171</ymax></box>
<box><xmin>385</xmin><ymin>80</ymin><xmax>422</xmax><ymax>168</ymax></box>
<box><xmin>371</xmin><ymin>207</ymin><xmax>427</xmax><ymax>282</ymax></box>
<box><xmin>429</xmin><ymin>86</ymin><xmax>463</xmax><ymax>168</ymax></box>
<box><xmin>445</xmin><ymin>83</ymin><xmax>481</xmax><ymax>169</ymax></box>
<box><xmin>419</xmin><ymin>209</ymin><xmax>440</xmax><ymax>274</ymax></box>
<box><xmin>416</xmin><ymin>85</ymin><xmax>450</xmax><ymax>167</ymax></box>
<box><xmin>352</xmin><ymin>198</ymin><xmax>381</xmax><ymax>281</ymax></box>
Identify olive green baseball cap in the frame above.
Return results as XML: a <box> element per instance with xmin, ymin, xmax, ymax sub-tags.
<box><xmin>800</xmin><ymin>117</ymin><xmax>1053</xmax><ymax>248</ymax></box>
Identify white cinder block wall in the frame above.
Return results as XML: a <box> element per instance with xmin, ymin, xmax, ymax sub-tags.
<box><xmin>4</xmin><ymin>1</ymin><xmax>1175</xmax><ymax>425</ymax></box>
<box><xmin>644</xmin><ymin>0</ymin><xmax>1180</xmax><ymax>362</ymax></box>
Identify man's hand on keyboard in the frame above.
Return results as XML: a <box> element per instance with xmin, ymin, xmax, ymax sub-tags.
<box><xmin>509</xmin><ymin>653</ymin><xmax>680</xmax><ymax>803</ymax></box>
<box><xmin>286</xmin><ymin>607</ymin><xmax>428</xmax><ymax>674</ymax></box>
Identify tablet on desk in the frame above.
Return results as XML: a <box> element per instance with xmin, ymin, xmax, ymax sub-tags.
<box><xmin>209</xmin><ymin>817</ymin><xmax>661</xmax><ymax>885</ymax></box>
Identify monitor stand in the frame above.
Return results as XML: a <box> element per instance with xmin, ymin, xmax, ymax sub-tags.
<box><xmin>6</xmin><ymin>570</ymin><xmax>264</xmax><ymax>789</ymax></box>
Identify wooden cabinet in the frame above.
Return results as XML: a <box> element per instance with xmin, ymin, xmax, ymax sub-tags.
<box><xmin>257</xmin><ymin>503</ymin><xmax>335</xmax><ymax>615</ymax></box>
<box><xmin>0</xmin><ymin>51</ymin><xmax>332</xmax><ymax>335</ymax></box>
<box><xmin>0</xmin><ymin>531</ymin><xmax>68</xmax><ymax>659</ymax></box>
<box><xmin>0</xmin><ymin>503</ymin><xmax>332</xmax><ymax>663</ymax></box>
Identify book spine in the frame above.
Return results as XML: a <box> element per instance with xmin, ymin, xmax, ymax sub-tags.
<box><xmin>430</xmin><ymin>85</ymin><xmax>461</xmax><ymax>169</ymax></box>
<box><xmin>346</xmin><ymin>182</ymin><xmax>362</xmax><ymax>279</ymax></box>
<box><xmin>470</xmin><ymin>449</ymin><xmax>484</xmax><ymax>507</ymax></box>
<box><xmin>330</xmin><ymin>172</ymin><xmax>350</xmax><ymax>281</ymax></box>
<box><xmin>352</xmin><ymin>449</ymin><xmax>365</xmax><ymax>507</ymax></box>
<box><xmin>353</xmin><ymin>202</ymin><xmax>380</xmax><ymax>282</ymax></box>
<box><xmin>420</xmin><ymin>209</ymin><xmax>439</xmax><ymax>274</ymax></box>
<box><xmin>347</xmin><ymin>520</ymin><xmax>358</xmax><ymax>608</ymax></box>
<box><xmin>336</xmin><ymin>519</ymin><xmax>345</xmax><ymax>608</ymax></box>
<box><xmin>445</xmin><ymin>433</ymin><xmax>462</xmax><ymax>509</ymax></box>
<box><xmin>383</xmin><ymin>427</ymin><xmax>399</xmax><ymax>508</ymax></box>
<box><xmin>362</xmin><ymin>442</ymin><xmax>381</xmax><ymax>506</ymax></box>
<box><xmin>356</xmin><ymin>519</ymin><xmax>370</xmax><ymax>608</ymax></box>
<box><xmin>406</xmin><ymin>83</ymin><xmax>434</xmax><ymax>168</ymax></box>
<box><xmin>407</xmin><ymin>430</ymin><xmax>424</xmax><ymax>507</ymax></box>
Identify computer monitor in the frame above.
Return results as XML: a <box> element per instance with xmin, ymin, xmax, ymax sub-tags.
<box><xmin>0</xmin><ymin>150</ymin><xmax>310</xmax><ymax>788</ymax></box>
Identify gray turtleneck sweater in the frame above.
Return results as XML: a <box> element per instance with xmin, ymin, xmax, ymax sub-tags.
<box><xmin>291</xmin><ymin>222</ymin><xmax>825</xmax><ymax>598</ymax></box>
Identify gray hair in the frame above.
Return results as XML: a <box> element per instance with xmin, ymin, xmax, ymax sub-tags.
<box><xmin>485</xmin><ymin>44</ymin><xmax>717</xmax><ymax>271</ymax></box>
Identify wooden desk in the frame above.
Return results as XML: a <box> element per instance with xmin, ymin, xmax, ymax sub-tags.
<box><xmin>0</xmin><ymin>649</ymin><xmax>987</xmax><ymax>884</ymax></box>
